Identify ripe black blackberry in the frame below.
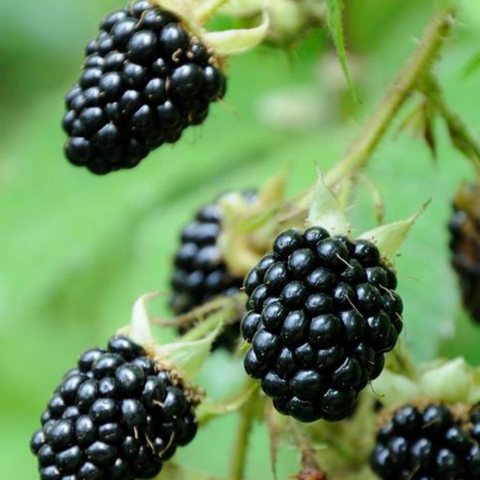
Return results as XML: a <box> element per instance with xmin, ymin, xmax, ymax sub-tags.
<box><xmin>371</xmin><ymin>403</ymin><xmax>480</xmax><ymax>480</ymax></box>
<box><xmin>241</xmin><ymin>227</ymin><xmax>403</xmax><ymax>422</ymax></box>
<box><xmin>63</xmin><ymin>0</ymin><xmax>226</xmax><ymax>174</ymax></box>
<box><xmin>448</xmin><ymin>183</ymin><xmax>480</xmax><ymax>323</ymax></box>
<box><xmin>30</xmin><ymin>336</ymin><xmax>199</xmax><ymax>480</ymax></box>
<box><xmin>170</xmin><ymin>190</ymin><xmax>256</xmax><ymax>350</ymax></box>
<box><xmin>471</xmin><ymin>405</ymin><xmax>480</xmax><ymax>445</ymax></box>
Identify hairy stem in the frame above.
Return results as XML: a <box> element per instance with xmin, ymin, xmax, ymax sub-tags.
<box><xmin>421</xmin><ymin>74</ymin><xmax>480</xmax><ymax>174</ymax></box>
<box><xmin>152</xmin><ymin>293</ymin><xmax>246</xmax><ymax>328</ymax></box>
<box><xmin>179</xmin><ymin>304</ymin><xmax>235</xmax><ymax>342</ymax></box>
<box><xmin>325</xmin><ymin>4</ymin><xmax>455</xmax><ymax>187</ymax></box>
<box><xmin>252</xmin><ymin>4</ymin><xmax>456</xmax><ymax>231</ymax></box>
<box><xmin>229</xmin><ymin>395</ymin><xmax>258</xmax><ymax>480</ymax></box>
<box><xmin>290</xmin><ymin>420</ymin><xmax>325</xmax><ymax>474</ymax></box>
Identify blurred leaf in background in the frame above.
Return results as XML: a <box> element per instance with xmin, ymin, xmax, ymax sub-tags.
<box><xmin>2</xmin><ymin>0</ymin><xmax>480</xmax><ymax>479</ymax></box>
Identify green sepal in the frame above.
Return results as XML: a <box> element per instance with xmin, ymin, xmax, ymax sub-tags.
<box><xmin>218</xmin><ymin>169</ymin><xmax>289</xmax><ymax>277</ymax></box>
<box><xmin>118</xmin><ymin>292</ymin><xmax>159</xmax><ymax>348</ymax></box>
<box><xmin>155</xmin><ymin>316</ymin><xmax>224</xmax><ymax>381</ymax></box>
<box><xmin>203</xmin><ymin>13</ymin><xmax>270</xmax><ymax>56</ymax></box>
<box><xmin>371</xmin><ymin>369</ymin><xmax>422</xmax><ymax>408</ymax></box>
<box><xmin>358</xmin><ymin>201</ymin><xmax>429</xmax><ymax>260</ymax></box>
<box><xmin>420</xmin><ymin>358</ymin><xmax>473</xmax><ymax>404</ymax></box>
<box><xmin>373</xmin><ymin>358</ymin><xmax>480</xmax><ymax>408</ymax></box>
<box><xmin>197</xmin><ymin>379</ymin><xmax>259</xmax><ymax>424</ymax></box>
<box><xmin>151</xmin><ymin>0</ymin><xmax>269</xmax><ymax>56</ymax></box>
<box><xmin>306</xmin><ymin>172</ymin><xmax>350</xmax><ymax>235</ymax></box>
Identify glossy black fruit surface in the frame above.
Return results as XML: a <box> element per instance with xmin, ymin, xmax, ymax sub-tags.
<box><xmin>170</xmin><ymin>190</ymin><xmax>256</xmax><ymax>350</ymax></box>
<box><xmin>63</xmin><ymin>0</ymin><xmax>226</xmax><ymax>174</ymax></box>
<box><xmin>241</xmin><ymin>227</ymin><xmax>403</xmax><ymax>422</ymax></box>
<box><xmin>371</xmin><ymin>403</ymin><xmax>480</xmax><ymax>480</ymax></box>
<box><xmin>449</xmin><ymin>183</ymin><xmax>480</xmax><ymax>323</ymax></box>
<box><xmin>31</xmin><ymin>336</ymin><xmax>198</xmax><ymax>480</ymax></box>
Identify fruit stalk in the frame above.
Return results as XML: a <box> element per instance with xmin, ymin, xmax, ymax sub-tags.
<box><xmin>153</xmin><ymin>294</ymin><xmax>245</xmax><ymax>327</ymax></box>
<box><xmin>325</xmin><ymin>3</ymin><xmax>455</xmax><ymax>187</ymax></box>
<box><xmin>289</xmin><ymin>419</ymin><xmax>326</xmax><ymax>475</ymax></box>
<box><xmin>229</xmin><ymin>394</ymin><xmax>258</xmax><ymax>480</ymax></box>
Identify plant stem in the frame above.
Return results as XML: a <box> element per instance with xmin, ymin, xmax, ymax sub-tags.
<box><xmin>421</xmin><ymin>74</ymin><xmax>480</xmax><ymax>175</ymax></box>
<box><xmin>325</xmin><ymin>4</ymin><xmax>455</xmax><ymax>187</ymax></box>
<box><xmin>289</xmin><ymin>419</ymin><xmax>325</xmax><ymax>473</ymax></box>
<box><xmin>179</xmin><ymin>304</ymin><xmax>237</xmax><ymax>342</ymax></box>
<box><xmin>152</xmin><ymin>293</ymin><xmax>246</xmax><ymax>328</ymax></box>
<box><xmin>229</xmin><ymin>395</ymin><xmax>257</xmax><ymax>480</ymax></box>
<box><xmin>259</xmin><ymin>4</ymin><xmax>456</xmax><ymax>228</ymax></box>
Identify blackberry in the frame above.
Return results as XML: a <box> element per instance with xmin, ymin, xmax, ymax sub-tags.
<box><xmin>449</xmin><ymin>183</ymin><xmax>480</xmax><ymax>322</ymax></box>
<box><xmin>371</xmin><ymin>403</ymin><xmax>480</xmax><ymax>480</ymax></box>
<box><xmin>170</xmin><ymin>190</ymin><xmax>256</xmax><ymax>350</ymax></box>
<box><xmin>30</xmin><ymin>336</ymin><xmax>199</xmax><ymax>480</ymax></box>
<box><xmin>63</xmin><ymin>0</ymin><xmax>226</xmax><ymax>174</ymax></box>
<box><xmin>241</xmin><ymin>227</ymin><xmax>403</xmax><ymax>422</ymax></box>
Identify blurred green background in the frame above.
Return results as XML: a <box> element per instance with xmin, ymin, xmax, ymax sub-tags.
<box><xmin>2</xmin><ymin>0</ymin><xmax>480</xmax><ymax>478</ymax></box>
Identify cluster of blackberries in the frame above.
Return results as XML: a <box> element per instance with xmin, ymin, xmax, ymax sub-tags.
<box><xmin>170</xmin><ymin>191</ymin><xmax>256</xmax><ymax>349</ymax></box>
<box><xmin>241</xmin><ymin>227</ymin><xmax>403</xmax><ymax>422</ymax></box>
<box><xmin>448</xmin><ymin>184</ymin><xmax>480</xmax><ymax>323</ymax></box>
<box><xmin>30</xmin><ymin>336</ymin><xmax>198</xmax><ymax>480</ymax></box>
<box><xmin>371</xmin><ymin>403</ymin><xmax>480</xmax><ymax>480</ymax></box>
<box><xmin>63</xmin><ymin>0</ymin><xmax>226</xmax><ymax>174</ymax></box>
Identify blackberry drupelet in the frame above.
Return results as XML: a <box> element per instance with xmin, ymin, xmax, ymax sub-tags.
<box><xmin>63</xmin><ymin>0</ymin><xmax>226</xmax><ymax>174</ymax></box>
<box><xmin>170</xmin><ymin>190</ymin><xmax>256</xmax><ymax>350</ymax></box>
<box><xmin>241</xmin><ymin>227</ymin><xmax>403</xmax><ymax>422</ymax></box>
<box><xmin>371</xmin><ymin>403</ymin><xmax>480</xmax><ymax>480</ymax></box>
<box><xmin>471</xmin><ymin>405</ymin><xmax>480</xmax><ymax>446</ymax></box>
<box><xmin>30</xmin><ymin>336</ymin><xmax>199</xmax><ymax>480</ymax></box>
<box><xmin>449</xmin><ymin>183</ymin><xmax>480</xmax><ymax>323</ymax></box>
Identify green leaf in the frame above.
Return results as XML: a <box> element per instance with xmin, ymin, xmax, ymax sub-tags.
<box><xmin>462</xmin><ymin>50</ymin><xmax>480</xmax><ymax>78</ymax></box>
<box><xmin>355</xmin><ymin>173</ymin><xmax>385</xmax><ymax>225</ymax></box>
<box><xmin>325</xmin><ymin>0</ymin><xmax>358</xmax><ymax>101</ymax></box>
<box><xmin>438</xmin><ymin>309</ymin><xmax>480</xmax><ymax>365</ymax></box>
